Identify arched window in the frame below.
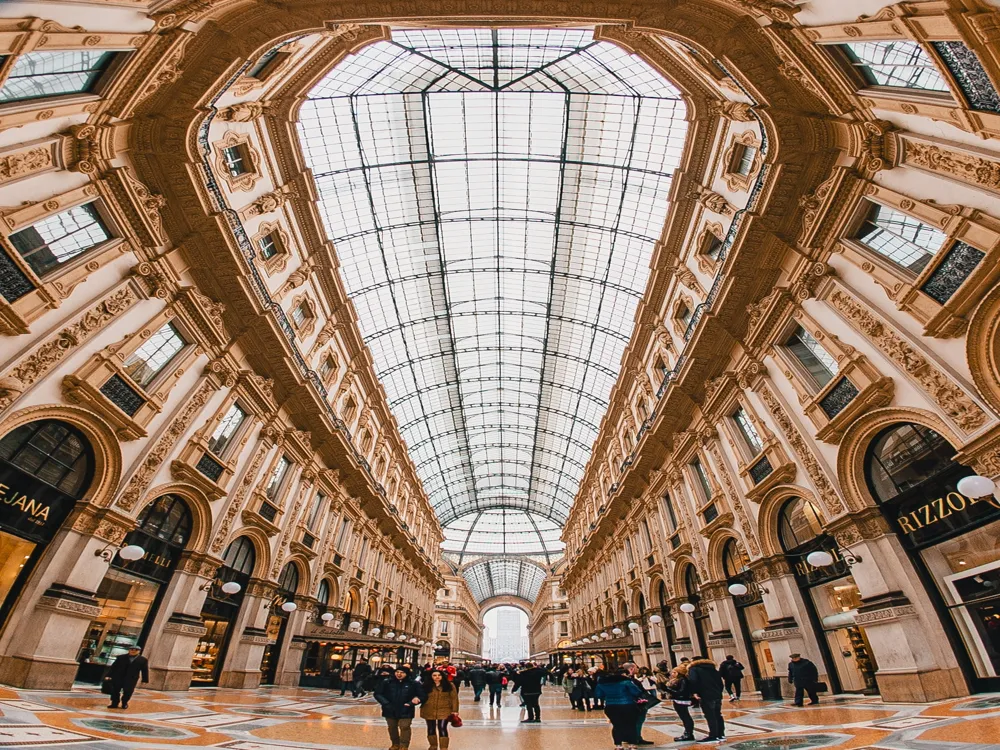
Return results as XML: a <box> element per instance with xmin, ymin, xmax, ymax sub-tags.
<box><xmin>0</xmin><ymin>420</ymin><xmax>93</xmax><ymax>497</ymax></box>
<box><xmin>865</xmin><ymin>423</ymin><xmax>955</xmax><ymax>503</ymax></box>
<box><xmin>778</xmin><ymin>497</ymin><xmax>825</xmax><ymax>551</ymax></box>
<box><xmin>657</xmin><ymin>580</ymin><xmax>668</xmax><ymax>608</ymax></box>
<box><xmin>136</xmin><ymin>494</ymin><xmax>193</xmax><ymax>546</ymax></box>
<box><xmin>317</xmin><ymin>579</ymin><xmax>331</xmax><ymax>607</ymax></box>
<box><xmin>684</xmin><ymin>565</ymin><xmax>700</xmax><ymax>598</ymax></box>
<box><xmin>722</xmin><ymin>538</ymin><xmax>749</xmax><ymax>579</ymax></box>
<box><xmin>277</xmin><ymin>562</ymin><xmax>299</xmax><ymax>596</ymax></box>
<box><xmin>222</xmin><ymin>536</ymin><xmax>256</xmax><ymax>577</ymax></box>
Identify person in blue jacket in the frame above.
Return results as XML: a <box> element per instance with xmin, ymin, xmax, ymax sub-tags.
<box><xmin>594</xmin><ymin>666</ymin><xmax>647</xmax><ymax>750</ymax></box>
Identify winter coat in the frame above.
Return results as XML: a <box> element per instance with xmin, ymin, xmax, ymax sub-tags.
<box><xmin>571</xmin><ymin>675</ymin><xmax>593</xmax><ymax>699</ymax></box>
<box><xmin>686</xmin><ymin>658</ymin><xmax>724</xmax><ymax>701</ymax></box>
<box><xmin>665</xmin><ymin>673</ymin><xmax>694</xmax><ymax>705</ymax></box>
<box><xmin>561</xmin><ymin>673</ymin><xmax>574</xmax><ymax>694</ymax></box>
<box><xmin>107</xmin><ymin>654</ymin><xmax>149</xmax><ymax>689</ymax></box>
<box><xmin>353</xmin><ymin>662</ymin><xmax>373</xmax><ymax>681</ymax></box>
<box><xmin>374</xmin><ymin>676</ymin><xmax>425</xmax><ymax>719</ymax></box>
<box><xmin>468</xmin><ymin>667</ymin><xmax>487</xmax><ymax>687</ymax></box>
<box><xmin>788</xmin><ymin>658</ymin><xmax>819</xmax><ymax>687</ymax></box>
<box><xmin>719</xmin><ymin>658</ymin><xmax>745</xmax><ymax>681</ymax></box>
<box><xmin>484</xmin><ymin>669</ymin><xmax>502</xmax><ymax>686</ymax></box>
<box><xmin>513</xmin><ymin>667</ymin><xmax>544</xmax><ymax>695</ymax></box>
<box><xmin>420</xmin><ymin>683</ymin><xmax>459</xmax><ymax>720</ymax></box>
<box><xmin>593</xmin><ymin>674</ymin><xmax>645</xmax><ymax>706</ymax></box>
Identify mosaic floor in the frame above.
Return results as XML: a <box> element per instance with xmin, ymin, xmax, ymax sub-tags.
<box><xmin>0</xmin><ymin>682</ymin><xmax>999</xmax><ymax>748</ymax></box>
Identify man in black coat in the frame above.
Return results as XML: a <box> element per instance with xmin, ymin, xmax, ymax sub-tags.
<box><xmin>106</xmin><ymin>646</ymin><xmax>149</xmax><ymax>709</ymax></box>
<box><xmin>468</xmin><ymin>664</ymin><xmax>487</xmax><ymax>702</ymax></box>
<box><xmin>686</xmin><ymin>656</ymin><xmax>726</xmax><ymax>742</ymax></box>
<box><xmin>353</xmin><ymin>659</ymin><xmax>373</xmax><ymax>697</ymax></box>
<box><xmin>719</xmin><ymin>654</ymin><xmax>745</xmax><ymax>701</ymax></box>
<box><xmin>788</xmin><ymin>653</ymin><xmax>820</xmax><ymax>706</ymax></box>
<box><xmin>484</xmin><ymin>665</ymin><xmax>503</xmax><ymax>707</ymax></box>
<box><xmin>512</xmin><ymin>663</ymin><xmax>544</xmax><ymax>722</ymax></box>
<box><xmin>374</xmin><ymin>666</ymin><xmax>425</xmax><ymax>750</ymax></box>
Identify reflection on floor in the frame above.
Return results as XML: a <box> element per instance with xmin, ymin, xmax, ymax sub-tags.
<box><xmin>0</xmin><ymin>682</ymin><xmax>998</xmax><ymax>748</ymax></box>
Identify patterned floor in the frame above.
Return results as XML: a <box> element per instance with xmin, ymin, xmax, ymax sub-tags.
<box><xmin>0</xmin><ymin>682</ymin><xmax>999</xmax><ymax>748</ymax></box>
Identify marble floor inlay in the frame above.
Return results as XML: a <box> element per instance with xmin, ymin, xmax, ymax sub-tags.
<box><xmin>0</xmin><ymin>684</ymin><xmax>995</xmax><ymax>748</ymax></box>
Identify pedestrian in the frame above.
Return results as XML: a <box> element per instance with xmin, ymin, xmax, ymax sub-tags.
<box><xmin>664</xmin><ymin>664</ymin><xmax>700</xmax><ymax>743</ymax></box>
<box><xmin>686</xmin><ymin>656</ymin><xmax>726</xmax><ymax>744</ymax></box>
<box><xmin>468</xmin><ymin>664</ymin><xmax>486</xmax><ymax>702</ymax></box>
<box><xmin>104</xmin><ymin>645</ymin><xmax>149</xmax><ymax>710</ymax></box>
<box><xmin>354</xmin><ymin>658</ymin><xmax>373</xmax><ymax>697</ymax></box>
<box><xmin>485</xmin><ymin>664</ymin><xmax>503</xmax><ymax>707</ymax></box>
<box><xmin>562</xmin><ymin>667</ymin><xmax>577</xmax><ymax>707</ymax></box>
<box><xmin>374</xmin><ymin>665</ymin><xmax>425</xmax><ymax>750</ymax></box>
<box><xmin>719</xmin><ymin>654</ymin><xmax>745</xmax><ymax>702</ymax></box>
<box><xmin>421</xmin><ymin>668</ymin><xmax>459</xmax><ymax>750</ymax></box>
<box><xmin>632</xmin><ymin>665</ymin><xmax>659</xmax><ymax>745</ymax></box>
<box><xmin>788</xmin><ymin>653</ymin><xmax>820</xmax><ymax>706</ymax></box>
<box><xmin>571</xmin><ymin>667</ymin><xmax>593</xmax><ymax>711</ymax></box>
<box><xmin>588</xmin><ymin>666</ymin><xmax>605</xmax><ymax>708</ymax></box>
<box><xmin>653</xmin><ymin>660</ymin><xmax>671</xmax><ymax>700</ymax></box>
<box><xmin>340</xmin><ymin>663</ymin><xmax>355</xmax><ymax>697</ymax></box>
<box><xmin>594</xmin><ymin>666</ymin><xmax>645</xmax><ymax>750</ymax></box>
<box><xmin>511</xmin><ymin>662</ymin><xmax>544</xmax><ymax>723</ymax></box>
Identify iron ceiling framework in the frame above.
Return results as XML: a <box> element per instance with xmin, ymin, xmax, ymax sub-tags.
<box><xmin>298</xmin><ymin>28</ymin><xmax>687</xmax><ymax>589</ymax></box>
<box><xmin>462</xmin><ymin>556</ymin><xmax>547</xmax><ymax>604</ymax></box>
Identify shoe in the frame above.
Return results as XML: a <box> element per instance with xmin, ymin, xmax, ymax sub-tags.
<box><xmin>715</xmin><ymin>738</ymin><xmax>727</xmax><ymax>744</ymax></box>
<box><xmin>121</xmin><ymin>703</ymin><xmax>128</xmax><ymax>709</ymax></box>
<box><xmin>106</xmin><ymin>704</ymin><xmax>118</xmax><ymax>709</ymax></box>
<box><xmin>673</xmin><ymin>735</ymin><xmax>694</xmax><ymax>742</ymax></box>
<box><xmin>728</xmin><ymin>695</ymin><xmax>736</xmax><ymax>702</ymax></box>
<box><xmin>636</xmin><ymin>740</ymin><xmax>655</xmax><ymax>746</ymax></box>
<box><xmin>792</xmin><ymin>703</ymin><xmax>803</xmax><ymax>707</ymax></box>
<box><xmin>808</xmin><ymin>701</ymin><xmax>819</xmax><ymax>705</ymax></box>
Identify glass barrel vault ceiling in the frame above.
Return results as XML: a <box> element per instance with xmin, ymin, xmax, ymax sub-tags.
<box><xmin>298</xmin><ymin>28</ymin><xmax>687</xmax><ymax>584</ymax></box>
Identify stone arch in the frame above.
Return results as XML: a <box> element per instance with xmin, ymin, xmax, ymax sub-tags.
<box><xmin>381</xmin><ymin>604</ymin><xmax>392</xmax><ymax>624</ymax></box>
<box><xmin>223</xmin><ymin>526</ymin><xmax>272</xmax><ymax>579</ymax></box>
<box><xmin>0</xmin><ymin>404</ymin><xmax>122</xmax><ymax>513</ymax></box>
<box><xmin>137</xmin><ymin>482</ymin><xmax>214</xmax><ymax>554</ymax></box>
<box><xmin>317</xmin><ymin>575</ymin><xmax>339</xmax><ymax>604</ymax></box>
<box><xmin>282</xmin><ymin>554</ymin><xmax>311</xmax><ymax>594</ymax></box>
<box><xmin>393</xmin><ymin>610</ymin><xmax>402</xmax><ymax>629</ymax></box>
<box><xmin>706</xmin><ymin>527</ymin><xmax>742</xmax><ymax>583</ymax></box>
<box><xmin>647</xmin><ymin>574</ymin><xmax>667</xmax><ymax>608</ymax></box>
<box><xmin>365</xmin><ymin>597</ymin><xmax>378</xmax><ymax>620</ymax></box>
<box><xmin>404</xmin><ymin>613</ymin><xmax>413</xmax><ymax>632</ymax></box>
<box><xmin>756</xmin><ymin>483</ymin><xmax>828</xmax><ymax>558</ymax></box>
<box><xmin>630</xmin><ymin>586</ymin><xmax>644</xmax><ymax>616</ymax></box>
<box><xmin>671</xmin><ymin>555</ymin><xmax>697</xmax><ymax>593</ymax></box>
<box><xmin>967</xmin><ymin>280</ymin><xmax>1000</xmax><ymax>417</ymax></box>
<box><xmin>478</xmin><ymin>596</ymin><xmax>532</xmax><ymax>623</ymax></box>
<box><xmin>837</xmin><ymin>406</ymin><xmax>963</xmax><ymax>515</ymax></box>
<box><xmin>344</xmin><ymin>587</ymin><xmax>361</xmax><ymax>613</ymax></box>
<box><xmin>616</xmin><ymin>596</ymin><xmax>629</xmax><ymax>622</ymax></box>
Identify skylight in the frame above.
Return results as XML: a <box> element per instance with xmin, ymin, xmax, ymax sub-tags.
<box><xmin>298</xmin><ymin>27</ymin><xmax>687</xmax><ymax>573</ymax></box>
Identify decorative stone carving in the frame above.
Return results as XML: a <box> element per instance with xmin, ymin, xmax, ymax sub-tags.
<box><xmin>689</xmin><ymin>185</ymin><xmax>735</xmax><ymax>216</ymax></box>
<box><xmin>704</xmin><ymin>440</ymin><xmax>761</xmax><ymax>556</ymax></box>
<box><xmin>902</xmin><ymin>138</ymin><xmax>1000</xmax><ymax>194</ymax></box>
<box><xmin>116</xmin><ymin>378</ymin><xmax>217</xmax><ymax>510</ymax></box>
<box><xmin>0</xmin><ymin>146</ymin><xmax>53</xmax><ymax>184</ymax></box>
<box><xmin>755</xmin><ymin>381</ymin><xmax>846</xmax><ymax>516</ymax></box>
<box><xmin>0</xmin><ymin>286</ymin><xmax>138</xmax><ymax>413</ymax></box>
<box><xmin>216</xmin><ymin>102</ymin><xmax>266</xmax><ymax>122</ymax></box>
<box><xmin>244</xmin><ymin>187</ymin><xmax>296</xmax><ymax>217</ymax></box>
<box><xmin>829</xmin><ymin>289</ymin><xmax>987</xmax><ymax>432</ymax></box>
<box><xmin>707</xmin><ymin>99</ymin><xmax>755</xmax><ymax>122</ymax></box>
<box><xmin>856</xmin><ymin>119</ymin><xmax>898</xmax><ymax>175</ymax></box>
<box><xmin>211</xmin><ymin>442</ymin><xmax>269</xmax><ymax>554</ymax></box>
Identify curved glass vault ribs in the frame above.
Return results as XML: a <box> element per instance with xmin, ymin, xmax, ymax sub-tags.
<box><xmin>463</xmin><ymin>556</ymin><xmax>547</xmax><ymax>604</ymax></box>
<box><xmin>298</xmin><ymin>28</ymin><xmax>687</xmax><ymax>576</ymax></box>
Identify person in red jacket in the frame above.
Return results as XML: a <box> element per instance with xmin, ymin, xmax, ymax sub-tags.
<box><xmin>445</xmin><ymin>663</ymin><xmax>457</xmax><ymax>683</ymax></box>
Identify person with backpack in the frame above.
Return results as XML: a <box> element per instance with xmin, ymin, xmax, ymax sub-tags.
<box><xmin>719</xmin><ymin>654</ymin><xmax>745</xmax><ymax>702</ymax></box>
<box><xmin>686</xmin><ymin>656</ymin><xmax>726</xmax><ymax>744</ymax></box>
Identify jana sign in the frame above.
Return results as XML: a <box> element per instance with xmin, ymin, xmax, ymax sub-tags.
<box><xmin>0</xmin><ymin>464</ymin><xmax>77</xmax><ymax>544</ymax></box>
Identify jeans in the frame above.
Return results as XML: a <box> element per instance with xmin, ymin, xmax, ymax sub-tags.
<box><xmin>488</xmin><ymin>685</ymin><xmax>503</xmax><ymax>705</ymax></box>
<box><xmin>426</xmin><ymin>718</ymin><xmax>449</xmax><ymax>737</ymax></box>
<box><xmin>522</xmin><ymin>693</ymin><xmax>541</xmax><ymax>721</ymax></box>
<box><xmin>793</xmin><ymin>684</ymin><xmax>819</xmax><ymax>705</ymax></box>
<box><xmin>473</xmin><ymin>684</ymin><xmax>484</xmax><ymax>701</ymax></box>
<box><xmin>386</xmin><ymin>718</ymin><xmax>412</xmax><ymax>746</ymax></box>
<box><xmin>635</xmin><ymin>704</ymin><xmax>648</xmax><ymax>739</ymax></box>
<box><xmin>603</xmin><ymin>704</ymin><xmax>639</xmax><ymax>745</ymax></box>
<box><xmin>355</xmin><ymin>678</ymin><xmax>367</xmax><ymax>696</ymax></box>
<box><xmin>725</xmin><ymin>677</ymin><xmax>742</xmax><ymax>698</ymax></box>
<box><xmin>699</xmin><ymin>698</ymin><xmax>725</xmax><ymax>739</ymax></box>
<box><xmin>673</xmin><ymin>703</ymin><xmax>695</xmax><ymax>736</ymax></box>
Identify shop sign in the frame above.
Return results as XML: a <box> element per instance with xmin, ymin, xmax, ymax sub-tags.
<box><xmin>893</xmin><ymin>487</ymin><xmax>1000</xmax><ymax>549</ymax></box>
<box><xmin>791</xmin><ymin>541</ymin><xmax>849</xmax><ymax>587</ymax></box>
<box><xmin>0</xmin><ymin>463</ymin><xmax>77</xmax><ymax>544</ymax></box>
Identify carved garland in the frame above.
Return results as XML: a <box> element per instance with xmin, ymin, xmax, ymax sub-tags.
<box><xmin>704</xmin><ymin>439</ymin><xmax>761</xmax><ymax>556</ymax></box>
<box><xmin>828</xmin><ymin>288</ymin><xmax>988</xmax><ymax>432</ymax></box>
<box><xmin>211</xmin><ymin>439</ymin><xmax>270</xmax><ymax>554</ymax></box>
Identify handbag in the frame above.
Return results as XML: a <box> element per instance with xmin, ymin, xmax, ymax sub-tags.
<box><xmin>815</xmin><ymin>681</ymin><xmax>829</xmax><ymax>693</ymax></box>
<box><xmin>448</xmin><ymin>712</ymin><xmax>462</xmax><ymax>727</ymax></box>
<box><xmin>100</xmin><ymin>677</ymin><xmax>114</xmax><ymax>695</ymax></box>
<box><xmin>642</xmin><ymin>689</ymin><xmax>662</xmax><ymax>710</ymax></box>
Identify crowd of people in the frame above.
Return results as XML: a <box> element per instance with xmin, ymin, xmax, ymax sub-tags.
<box><xmin>332</xmin><ymin>651</ymin><xmax>821</xmax><ymax>750</ymax></box>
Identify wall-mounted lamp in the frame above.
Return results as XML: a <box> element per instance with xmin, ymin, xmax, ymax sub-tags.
<box><xmin>264</xmin><ymin>596</ymin><xmax>297</xmax><ymax>613</ymax></box>
<box><xmin>95</xmin><ymin>543</ymin><xmax>145</xmax><ymax>564</ymax></box>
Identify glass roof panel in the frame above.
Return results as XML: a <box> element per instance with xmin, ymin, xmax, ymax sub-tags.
<box><xmin>299</xmin><ymin>27</ymin><xmax>686</xmax><ymax>570</ymax></box>
<box><xmin>462</xmin><ymin>556</ymin><xmax>549</xmax><ymax>603</ymax></box>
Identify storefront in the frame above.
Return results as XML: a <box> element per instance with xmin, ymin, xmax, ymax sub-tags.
<box><xmin>778</xmin><ymin>496</ymin><xmax>879</xmax><ymax>695</ymax></box>
<box><xmin>259</xmin><ymin>562</ymin><xmax>298</xmax><ymax>685</ymax></box>
<box><xmin>0</xmin><ymin>420</ymin><xmax>94</xmax><ymax>631</ymax></box>
<box><xmin>864</xmin><ymin>422</ymin><xmax>1000</xmax><ymax>692</ymax></box>
<box><xmin>77</xmin><ymin>494</ymin><xmax>193</xmax><ymax>683</ymax></box>
<box><xmin>723</xmin><ymin>540</ymin><xmax>776</xmax><ymax>686</ymax></box>
<box><xmin>300</xmin><ymin>632</ymin><xmax>399</xmax><ymax>687</ymax></box>
<box><xmin>191</xmin><ymin>536</ymin><xmax>256</xmax><ymax>686</ymax></box>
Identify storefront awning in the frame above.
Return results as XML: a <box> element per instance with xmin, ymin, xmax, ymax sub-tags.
<box><xmin>556</xmin><ymin>636</ymin><xmax>635</xmax><ymax>653</ymax></box>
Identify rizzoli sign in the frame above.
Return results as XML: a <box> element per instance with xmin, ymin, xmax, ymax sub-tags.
<box><xmin>893</xmin><ymin>481</ymin><xmax>1000</xmax><ymax>548</ymax></box>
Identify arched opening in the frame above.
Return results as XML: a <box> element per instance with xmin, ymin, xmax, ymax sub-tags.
<box><xmin>777</xmin><ymin>497</ymin><xmax>877</xmax><ymax>695</ymax></box>
<box><xmin>192</xmin><ymin>535</ymin><xmax>256</xmax><ymax>686</ymax></box>
<box><xmin>681</xmin><ymin>564</ymin><xmax>709</xmax><ymax>656</ymax></box>
<box><xmin>0</xmin><ymin>419</ymin><xmax>94</xmax><ymax>635</ymax></box>
<box><xmin>260</xmin><ymin>562</ymin><xmax>300</xmax><ymax>685</ymax></box>
<box><xmin>79</xmin><ymin>494</ymin><xmax>193</xmax><ymax>683</ymax></box>
<box><xmin>722</xmin><ymin>538</ymin><xmax>769</xmax><ymax>684</ymax></box>
<box><xmin>864</xmin><ymin>422</ymin><xmax>1000</xmax><ymax>692</ymax></box>
<box><xmin>482</xmin><ymin>605</ymin><xmax>529</xmax><ymax>664</ymax></box>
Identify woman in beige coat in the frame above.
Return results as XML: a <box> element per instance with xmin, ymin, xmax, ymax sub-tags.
<box><xmin>420</xmin><ymin>669</ymin><xmax>459</xmax><ymax>749</ymax></box>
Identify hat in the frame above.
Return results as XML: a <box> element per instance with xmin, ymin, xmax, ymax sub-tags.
<box><xmin>394</xmin><ymin>665</ymin><xmax>412</xmax><ymax>676</ymax></box>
